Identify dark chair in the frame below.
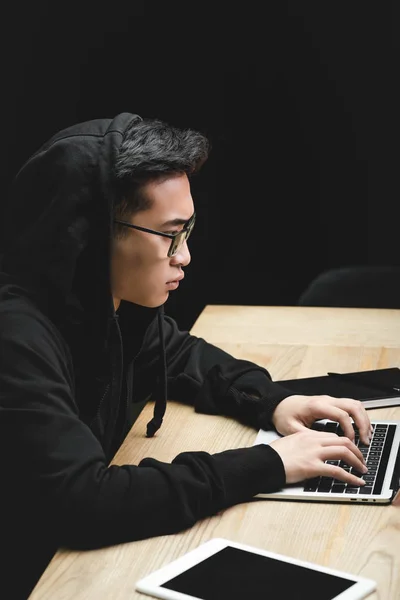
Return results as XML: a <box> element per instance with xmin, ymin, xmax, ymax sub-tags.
<box><xmin>298</xmin><ymin>265</ymin><xmax>400</xmax><ymax>309</ymax></box>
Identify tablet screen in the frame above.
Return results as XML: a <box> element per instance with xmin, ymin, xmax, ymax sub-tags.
<box><xmin>160</xmin><ymin>546</ymin><xmax>356</xmax><ymax>600</ymax></box>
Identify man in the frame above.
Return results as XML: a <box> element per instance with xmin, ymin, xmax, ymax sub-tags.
<box><xmin>0</xmin><ymin>113</ymin><xmax>371</xmax><ymax>598</ymax></box>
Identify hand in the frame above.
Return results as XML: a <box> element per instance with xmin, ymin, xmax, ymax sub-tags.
<box><xmin>269</xmin><ymin>429</ymin><xmax>368</xmax><ymax>485</ymax></box>
<box><xmin>272</xmin><ymin>395</ymin><xmax>373</xmax><ymax>445</ymax></box>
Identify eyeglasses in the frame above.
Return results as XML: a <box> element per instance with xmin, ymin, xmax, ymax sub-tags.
<box><xmin>113</xmin><ymin>212</ymin><xmax>196</xmax><ymax>257</ymax></box>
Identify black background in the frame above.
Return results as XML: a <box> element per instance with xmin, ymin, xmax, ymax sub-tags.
<box><xmin>2</xmin><ymin>1</ymin><xmax>399</xmax><ymax>330</ymax></box>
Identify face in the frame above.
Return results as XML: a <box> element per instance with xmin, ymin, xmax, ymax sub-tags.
<box><xmin>111</xmin><ymin>173</ymin><xmax>194</xmax><ymax>310</ymax></box>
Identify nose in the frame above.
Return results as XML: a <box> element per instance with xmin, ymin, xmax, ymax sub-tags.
<box><xmin>171</xmin><ymin>239</ymin><xmax>191</xmax><ymax>267</ymax></box>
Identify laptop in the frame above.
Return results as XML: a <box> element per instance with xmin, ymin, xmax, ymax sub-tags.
<box><xmin>254</xmin><ymin>419</ymin><xmax>400</xmax><ymax>504</ymax></box>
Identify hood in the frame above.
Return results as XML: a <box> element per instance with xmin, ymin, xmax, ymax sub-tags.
<box><xmin>1</xmin><ymin>112</ymin><xmax>166</xmax><ymax>436</ymax></box>
<box><xmin>1</xmin><ymin>112</ymin><xmax>143</xmax><ymax>350</ymax></box>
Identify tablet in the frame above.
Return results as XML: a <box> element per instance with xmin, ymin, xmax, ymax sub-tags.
<box><xmin>135</xmin><ymin>538</ymin><xmax>376</xmax><ymax>600</ymax></box>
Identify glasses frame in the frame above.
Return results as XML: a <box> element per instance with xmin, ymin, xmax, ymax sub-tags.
<box><xmin>113</xmin><ymin>212</ymin><xmax>196</xmax><ymax>257</ymax></box>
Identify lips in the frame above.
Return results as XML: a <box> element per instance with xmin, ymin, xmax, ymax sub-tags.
<box><xmin>167</xmin><ymin>274</ymin><xmax>184</xmax><ymax>284</ymax></box>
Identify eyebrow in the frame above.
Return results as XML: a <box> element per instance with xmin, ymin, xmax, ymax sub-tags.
<box><xmin>160</xmin><ymin>214</ymin><xmax>194</xmax><ymax>227</ymax></box>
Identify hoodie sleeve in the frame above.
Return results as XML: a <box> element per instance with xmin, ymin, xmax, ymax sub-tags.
<box><xmin>147</xmin><ymin>314</ymin><xmax>294</xmax><ymax>430</ymax></box>
<box><xmin>0</xmin><ymin>305</ymin><xmax>285</xmax><ymax>550</ymax></box>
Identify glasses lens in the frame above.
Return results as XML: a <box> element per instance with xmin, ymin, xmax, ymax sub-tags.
<box><xmin>186</xmin><ymin>214</ymin><xmax>195</xmax><ymax>237</ymax></box>
<box><xmin>168</xmin><ymin>233</ymin><xmax>181</xmax><ymax>257</ymax></box>
<box><xmin>168</xmin><ymin>214</ymin><xmax>196</xmax><ymax>257</ymax></box>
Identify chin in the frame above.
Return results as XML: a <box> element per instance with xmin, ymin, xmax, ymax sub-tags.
<box><xmin>151</xmin><ymin>293</ymin><xmax>169</xmax><ymax>308</ymax></box>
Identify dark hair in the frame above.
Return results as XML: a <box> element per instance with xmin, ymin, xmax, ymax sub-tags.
<box><xmin>113</xmin><ymin>117</ymin><xmax>210</xmax><ymax>238</ymax></box>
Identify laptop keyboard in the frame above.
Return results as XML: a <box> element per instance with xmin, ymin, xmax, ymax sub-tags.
<box><xmin>304</xmin><ymin>421</ymin><xmax>396</xmax><ymax>495</ymax></box>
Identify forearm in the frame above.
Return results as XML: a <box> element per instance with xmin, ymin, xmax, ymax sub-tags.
<box><xmin>149</xmin><ymin>315</ymin><xmax>292</xmax><ymax>430</ymax></box>
<box><xmin>57</xmin><ymin>444</ymin><xmax>285</xmax><ymax>548</ymax></box>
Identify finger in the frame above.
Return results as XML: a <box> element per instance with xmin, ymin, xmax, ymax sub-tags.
<box><xmin>322</xmin><ymin>463</ymin><xmax>366</xmax><ymax>487</ymax></box>
<box><xmin>309</xmin><ymin>402</ymin><xmax>356</xmax><ymax>442</ymax></box>
<box><xmin>315</xmin><ymin>432</ymin><xmax>365</xmax><ymax>464</ymax></box>
<box><xmin>324</xmin><ymin>397</ymin><xmax>372</xmax><ymax>445</ymax></box>
<box><xmin>331</xmin><ymin>411</ymin><xmax>356</xmax><ymax>442</ymax></box>
<box><xmin>331</xmin><ymin>412</ymin><xmax>356</xmax><ymax>443</ymax></box>
<box><xmin>322</xmin><ymin>445</ymin><xmax>367</xmax><ymax>472</ymax></box>
<box><xmin>340</xmin><ymin>398</ymin><xmax>372</xmax><ymax>445</ymax></box>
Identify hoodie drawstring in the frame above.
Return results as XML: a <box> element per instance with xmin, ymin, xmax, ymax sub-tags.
<box><xmin>146</xmin><ymin>306</ymin><xmax>167</xmax><ymax>437</ymax></box>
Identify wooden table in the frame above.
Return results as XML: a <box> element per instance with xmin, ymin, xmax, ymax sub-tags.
<box><xmin>30</xmin><ymin>306</ymin><xmax>400</xmax><ymax>599</ymax></box>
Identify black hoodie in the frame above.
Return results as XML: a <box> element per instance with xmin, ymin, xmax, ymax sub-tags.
<box><xmin>0</xmin><ymin>113</ymin><xmax>291</xmax><ymax>597</ymax></box>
